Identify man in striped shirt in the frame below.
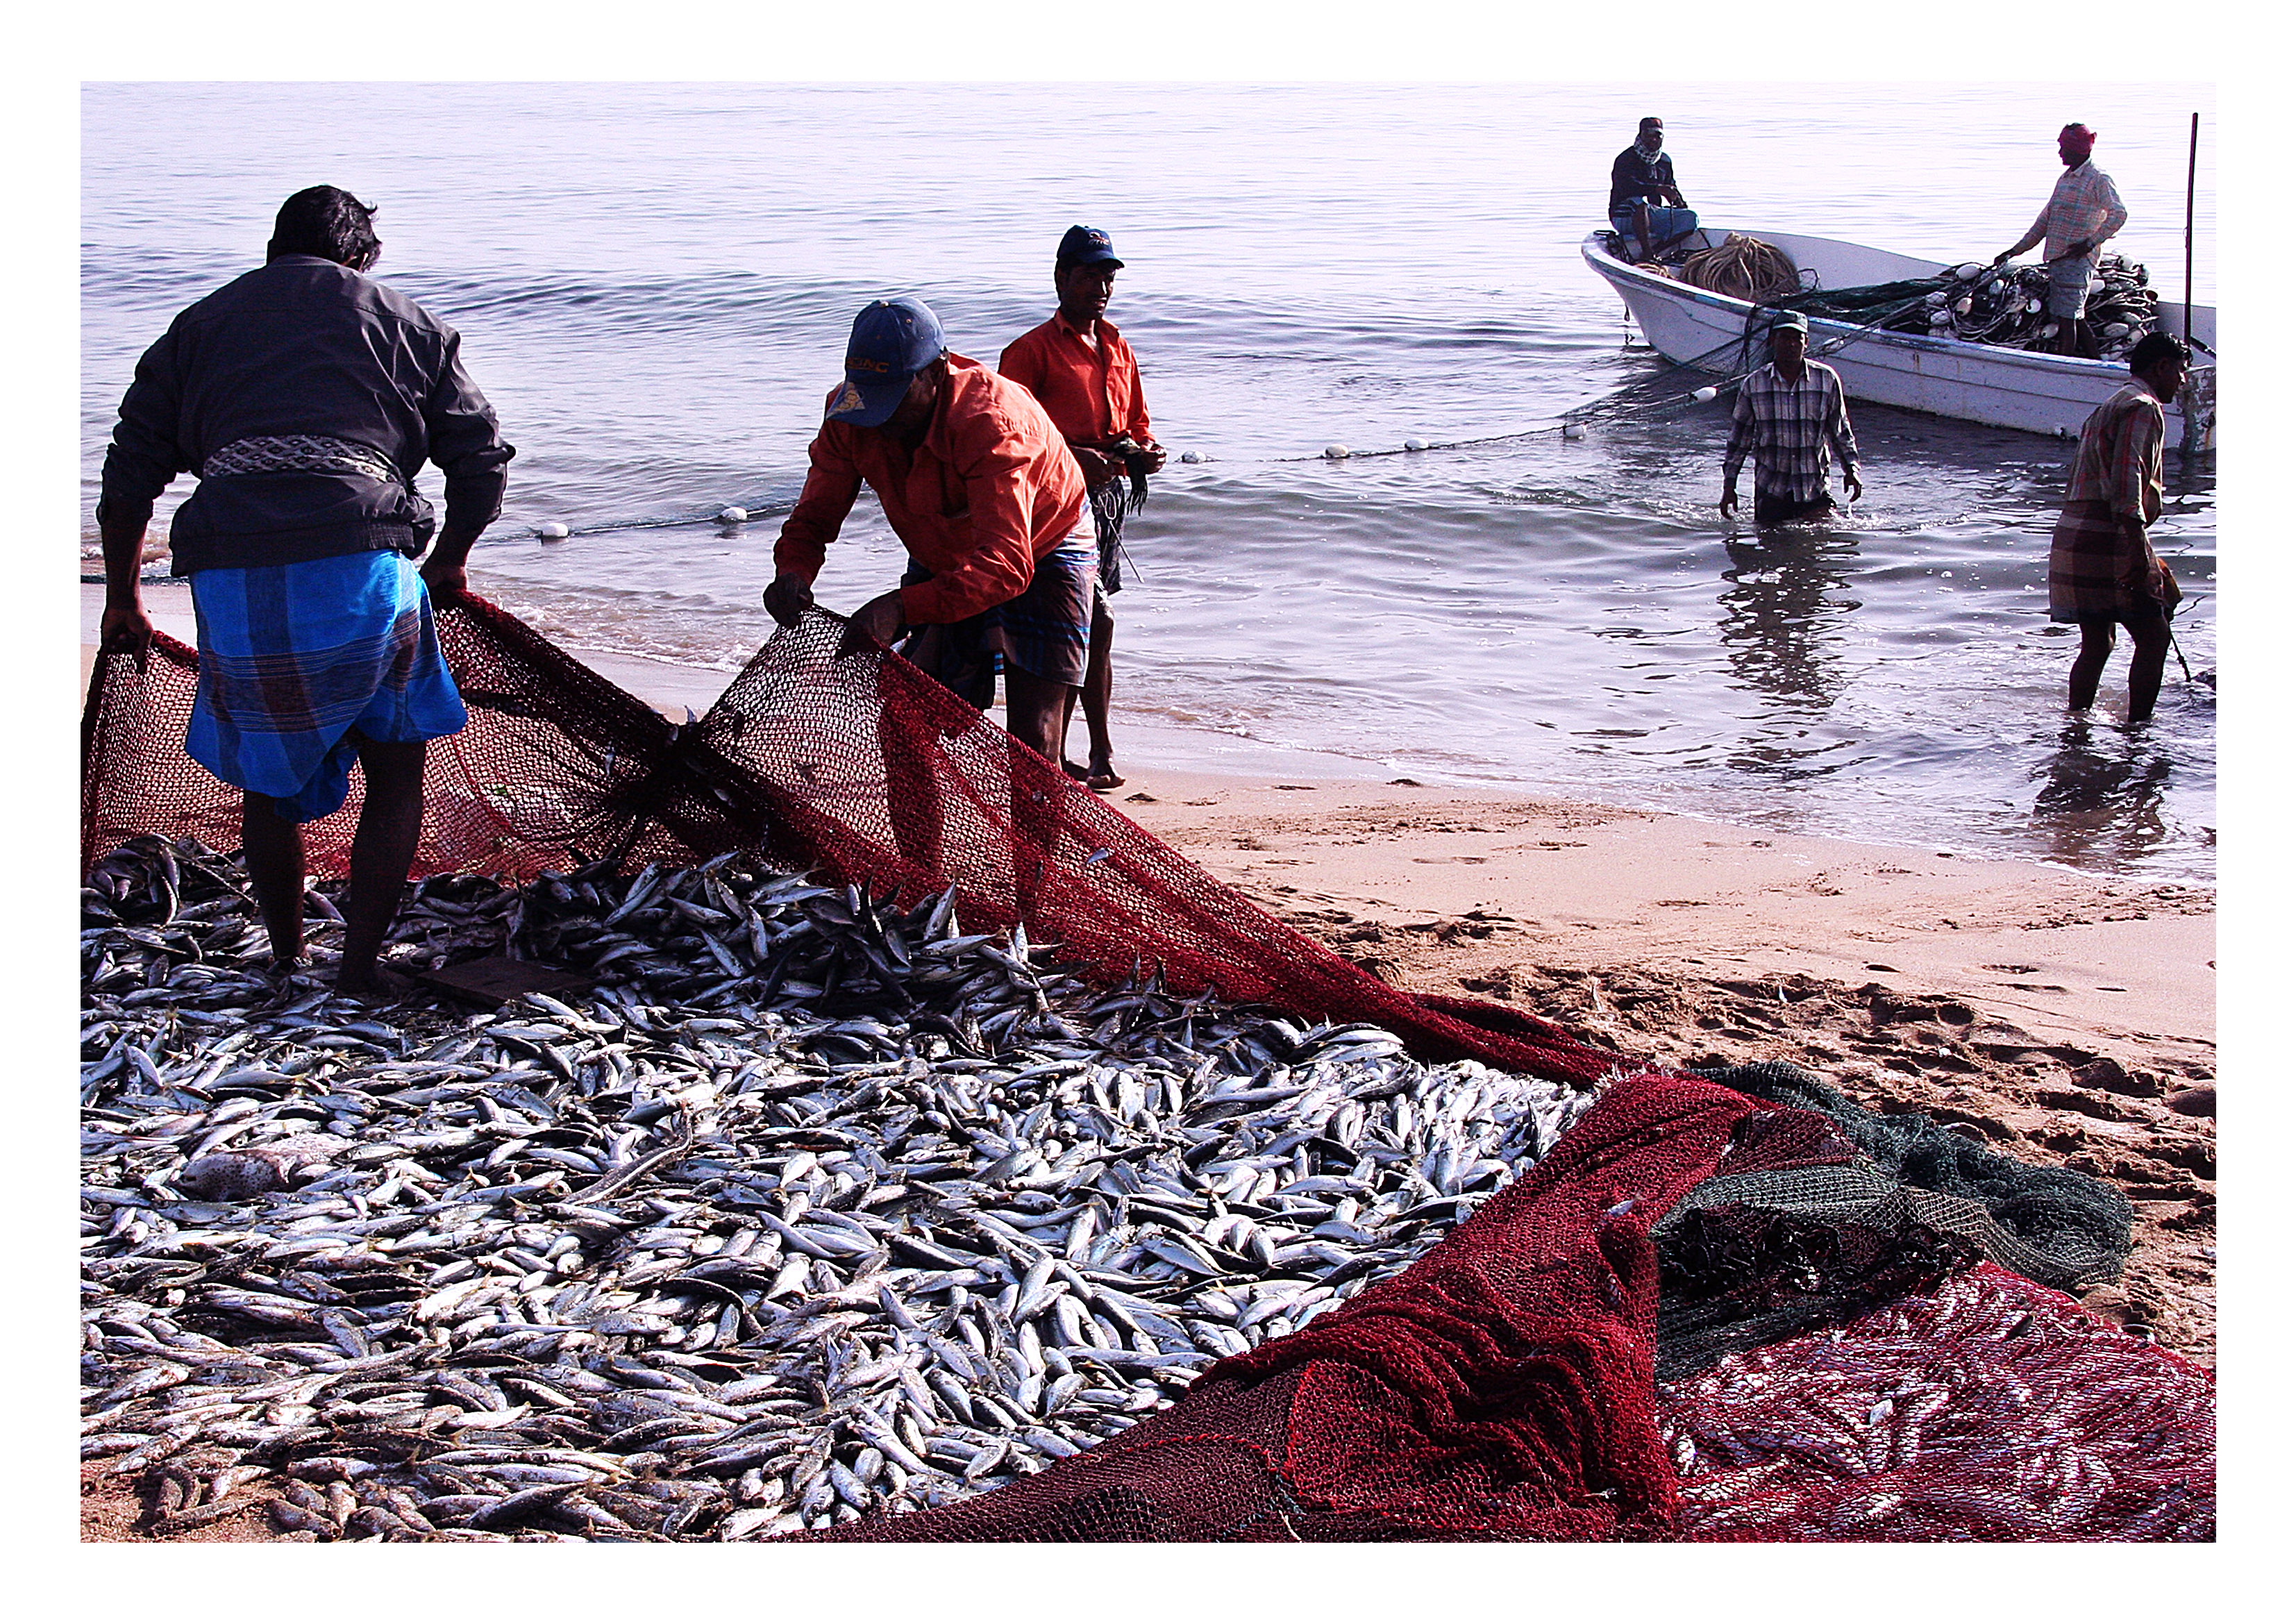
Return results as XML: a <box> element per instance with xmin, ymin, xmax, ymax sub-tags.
<box><xmin>2049</xmin><ymin>332</ymin><xmax>2188</xmax><ymax>726</ymax></box>
<box><xmin>1995</xmin><ymin>123</ymin><xmax>2128</xmax><ymax>356</ymax></box>
<box><xmin>1718</xmin><ymin>311</ymin><xmax>1863</xmax><ymax>527</ymax></box>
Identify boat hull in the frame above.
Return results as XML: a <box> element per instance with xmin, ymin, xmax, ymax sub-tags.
<box><xmin>1582</xmin><ymin>230</ymin><xmax>2215</xmax><ymax>446</ymax></box>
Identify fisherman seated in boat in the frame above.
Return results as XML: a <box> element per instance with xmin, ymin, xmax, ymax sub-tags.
<box><xmin>1609</xmin><ymin>117</ymin><xmax>1699</xmax><ymax>264</ymax></box>
<box><xmin>1994</xmin><ymin>123</ymin><xmax>2127</xmax><ymax>357</ymax></box>
<box><xmin>2048</xmin><ymin>332</ymin><xmax>2188</xmax><ymax>726</ymax></box>
<box><xmin>96</xmin><ymin>185</ymin><xmax>512</xmax><ymax>998</ymax></box>
<box><xmin>764</xmin><ymin>296</ymin><xmax>1093</xmax><ymax>770</ymax></box>
<box><xmin>999</xmin><ymin>225</ymin><xmax>1166</xmax><ymax>793</ymax></box>
<box><xmin>1718</xmin><ymin>310</ymin><xmax>1863</xmax><ymax>528</ymax></box>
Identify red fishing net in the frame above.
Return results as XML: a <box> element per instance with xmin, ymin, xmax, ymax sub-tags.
<box><xmin>1662</xmin><ymin>1264</ymin><xmax>2215</xmax><ymax>1541</ymax></box>
<box><xmin>795</xmin><ymin>1071</ymin><xmax>1756</xmax><ymax>1541</ymax></box>
<box><xmin>79</xmin><ymin>594</ymin><xmax>2211</xmax><ymax>1541</ymax></box>
<box><xmin>82</xmin><ymin>599</ymin><xmax>1624</xmax><ymax>1085</ymax></box>
<box><xmin>792</xmin><ymin>1078</ymin><xmax>2211</xmax><ymax>1543</ymax></box>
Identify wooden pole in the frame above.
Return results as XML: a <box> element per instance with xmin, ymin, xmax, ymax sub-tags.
<box><xmin>2182</xmin><ymin>112</ymin><xmax>2201</xmax><ymax>455</ymax></box>
<box><xmin>2184</xmin><ymin>112</ymin><xmax>2198</xmax><ymax>348</ymax></box>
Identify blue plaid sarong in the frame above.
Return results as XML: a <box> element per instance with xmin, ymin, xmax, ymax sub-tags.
<box><xmin>1609</xmin><ymin>202</ymin><xmax>1700</xmax><ymax>248</ymax></box>
<box><xmin>185</xmin><ymin>551</ymin><xmax>467</xmax><ymax>823</ymax></box>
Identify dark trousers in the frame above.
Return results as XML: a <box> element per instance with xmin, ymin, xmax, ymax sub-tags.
<box><xmin>1754</xmin><ymin>490</ymin><xmax>1836</xmax><ymax>527</ymax></box>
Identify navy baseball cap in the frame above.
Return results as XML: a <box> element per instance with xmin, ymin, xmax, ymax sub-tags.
<box><xmin>826</xmin><ymin>297</ymin><xmax>947</xmax><ymax>427</ymax></box>
<box><xmin>1057</xmin><ymin>225</ymin><xmax>1123</xmax><ymax>270</ymax></box>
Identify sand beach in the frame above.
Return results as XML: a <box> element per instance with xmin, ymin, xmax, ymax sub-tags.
<box><xmin>79</xmin><ymin>579</ymin><xmax>2215</xmax><ymax>1541</ymax></box>
<box><xmin>79</xmin><ymin>582</ymin><xmax>2218</xmax><ymax>1352</ymax></box>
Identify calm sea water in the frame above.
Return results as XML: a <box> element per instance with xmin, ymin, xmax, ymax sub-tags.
<box><xmin>81</xmin><ymin>82</ymin><xmax>2217</xmax><ymax>885</ymax></box>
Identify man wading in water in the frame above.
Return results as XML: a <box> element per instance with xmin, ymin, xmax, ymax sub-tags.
<box><xmin>97</xmin><ymin>186</ymin><xmax>512</xmax><ymax>997</ymax></box>
<box><xmin>999</xmin><ymin>225</ymin><xmax>1166</xmax><ymax>791</ymax></box>
<box><xmin>2048</xmin><ymin>331</ymin><xmax>2188</xmax><ymax>726</ymax></box>
<box><xmin>1719</xmin><ymin>310</ymin><xmax>1863</xmax><ymax>528</ymax></box>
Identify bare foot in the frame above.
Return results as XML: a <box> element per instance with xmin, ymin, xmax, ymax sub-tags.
<box><xmin>1087</xmin><ymin>761</ymin><xmax>1126</xmax><ymax>791</ymax></box>
<box><xmin>1061</xmin><ymin>759</ymin><xmax>1091</xmax><ymax>782</ymax></box>
<box><xmin>333</xmin><ymin>964</ymin><xmax>415</xmax><ymax>1003</ymax></box>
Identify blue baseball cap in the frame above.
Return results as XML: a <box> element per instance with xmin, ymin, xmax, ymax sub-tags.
<box><xmin>826</xmin><ymin>297</ymin><xmax>947</xmax><ymax>427</ymax></box>
<box><xmin>1057</xmin><ymin>225</ymin><xmax>1123</xmax><ymax>270</ymax></box>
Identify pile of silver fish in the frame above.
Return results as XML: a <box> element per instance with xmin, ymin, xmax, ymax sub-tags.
<box><xmin>83</xmin><ymin>835</ymin><xmax>1604</xmax><ymax>1541</ymax></box>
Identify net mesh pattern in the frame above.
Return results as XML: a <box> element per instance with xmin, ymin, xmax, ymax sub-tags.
<box><xmin>1690</xmin><ymin>1062</ymin><xmax>2133</xmax><ymax>1290</ymax></box>
<box><xmin>82</xmin><ymin>599</ymin><xmax>2205</xmax><ymax>1541</ymax></box>
<box><xmin>1661</xmin><ymin>1264</ymin><xmax>2214</xmax><ymax>1541</ymax></box>
<box><xmin>1651</xmin><ymin>1108</ymin><xmax>1987</xmax><ymax>1379</ymax></box>
<box><xmin>795</xmin><ymin>1080</ymin><xmax>2206</xmax><ymax>1543</ymax></box>
<box><xmin>83</xmin><ymin>601</ymin><xmax>1623</xmax><ymax>1085</ymax></box>
<box><xmin>792</xmin><ymin>1073</ymin><xmax>1763</xmax><ymax>1541</ymax></box>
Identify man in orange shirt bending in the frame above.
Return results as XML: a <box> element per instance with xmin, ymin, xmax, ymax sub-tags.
<box><xmin>764</xmin><ymin>296</ymin><xmax>1091</xmax><ymax>767</ymax></box>
<box><xmin>999</xmin><ymin>226</ymin><xmax>1166</xmax><ymax>790</ymax></box>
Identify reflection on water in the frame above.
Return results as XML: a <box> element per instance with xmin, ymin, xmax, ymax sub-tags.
<box><xmin>78</xmin><ymin>81</ymin><xmax>2216</xmax><ymax>886</ymax></box>
<box><xmin>2028</xmin><ymin>718</ymin><xmax>2181</xmax><ymax>871</ymax></box>
<box><xmin>1717</xmin><ymin>527</ymin><xmax>1862</xmax><ymax>710</ymax></box>
<box><xmin>1712</xmin><ymin>525</ymin><xmax>1863</xmax><ymax>782</ymax></box>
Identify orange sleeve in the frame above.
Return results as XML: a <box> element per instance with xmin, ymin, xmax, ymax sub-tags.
<box><xmin>998</xmin><ymin>330</ymin><xmax>1046</xmax><ymax>396</ymax></box>
<box><xmin>1118</xmin><ymin>335</ymin><xmax>1153</xmax><ymax>444</ymax></box>
<box><xmin>773</xmin><ymin>422</ymin><xmax>863</xmax><ymax>585</ymax></box>
<box><xmin>895</xmin><ymin>403</ymin><xmax>1044</xmax><ymax>625</ymax></box>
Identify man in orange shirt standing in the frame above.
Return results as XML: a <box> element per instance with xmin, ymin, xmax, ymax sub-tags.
<box><xmin>999</xmin><ymin>226</ymin><xmax>1166</xmax><ymax>790</ymax></box>
<box><xmin>764</xmin><ymin>296</ymin><xmax>1091</xmax><ymax>768</ymax></box>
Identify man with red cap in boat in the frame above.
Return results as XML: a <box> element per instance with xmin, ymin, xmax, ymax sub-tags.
<box><xmin>1995</xmin><ymin>123</ymin><xmax>2128</xmax><ymax>357</ymax></box>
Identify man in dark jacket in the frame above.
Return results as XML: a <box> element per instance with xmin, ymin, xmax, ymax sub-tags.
<box><xmin>1609</xmin><ymin>117</ymin><xmax>1698</xmax><ymax>262</ymax></box>
<box><xmin>98</xmin><ymin>185</ymin><xmax>514</xmax><ymax>996</ymax></box>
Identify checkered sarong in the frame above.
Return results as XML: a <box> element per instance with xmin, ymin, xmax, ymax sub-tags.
<box><xmin>185</xmin><ymin>551</ymin><xmax>466</xmax><ymax>822</ymax></box>
<box><xmin>898</xmin><ymin>539</ymin><xmax>1096</xmax><ymax>703</ymax></box>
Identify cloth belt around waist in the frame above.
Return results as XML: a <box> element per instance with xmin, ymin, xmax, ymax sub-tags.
<box><xmin>201</xmin><ymin>435</ymin><xmax>401</xmax><ymax>485</ymax></box>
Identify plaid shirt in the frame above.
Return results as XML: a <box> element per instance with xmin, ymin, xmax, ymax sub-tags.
<box><xmin>2065</xmin><ymin>383</ymin><xmax>2165</xmax><ymax>524</ymax></box>
<box><xmin>2010</xmin><ymin>160</ymin><xmax>2127</xmax><ymax>262</ymax></box>
<box><xmin>2049</xmin><ymin>383</ymin><xmax>2173</xmax><ymax>621</ymax></box>
<box><xmin>1723</xmin><ymin>360</ymin><xmax>1860</xmax><ymax>504</ymax></box>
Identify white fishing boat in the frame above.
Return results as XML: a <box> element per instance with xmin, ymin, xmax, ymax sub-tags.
<box><xmin>1581</xmin><ymin>228</ymin><xmax>2215</xmax><ymax>446</ymax></box>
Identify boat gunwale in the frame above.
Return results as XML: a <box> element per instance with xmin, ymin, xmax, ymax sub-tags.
<box><xmin>1575</xmin><ymin>229</ymin><xmax>2206</xmax><ymax>382</ymax></box>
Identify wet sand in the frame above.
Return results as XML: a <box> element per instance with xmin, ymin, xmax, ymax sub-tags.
<box><xmin>77</xmin><ymin>617</ymin><xmax>2215</xmax><ymax>1539</ymax></box>
<box><xmin>1104</xmin><ymin>766</ymin><xmax>2215</xmax><ymax>1364</ymax></box>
